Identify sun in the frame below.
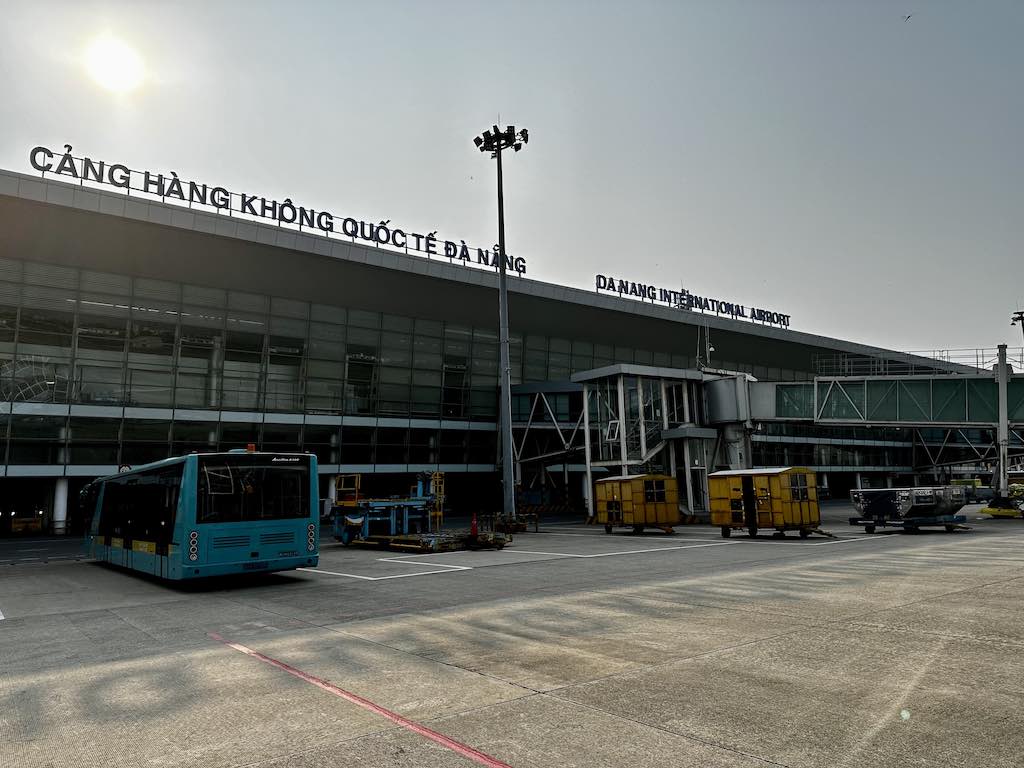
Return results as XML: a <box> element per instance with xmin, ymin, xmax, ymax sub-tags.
<box><xmin>84</xmin><ymin>35</ymin><xmax>145</xmax><ymax>93</ymax></box>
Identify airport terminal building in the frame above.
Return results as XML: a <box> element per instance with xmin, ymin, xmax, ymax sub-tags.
<box><xmin>0</xmin><ymin>153</ymin><xmax>1016</xmax><ymax>535</ymax></box>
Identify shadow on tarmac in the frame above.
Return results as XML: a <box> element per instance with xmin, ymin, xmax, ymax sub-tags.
<box><xmin>86</xmin><ymin>560</ymin><xmax>307</xmax><ymax>593</ymax></box>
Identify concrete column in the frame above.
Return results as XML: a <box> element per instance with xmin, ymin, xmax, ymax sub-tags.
<box><xmin>582</xmin><ymin>383</ymin><xmax>594</xmax><ymax>517</ymax></box>
<box><xmin>996</xmin><ymin>344</ymin><xmax>1010</xmax><ymax>499</ymax></box>
<box><xmin>854</xmin><ymin>472</ymin><xmax>863</xmax><ymax>490</ymax></box>
<box><xmin>52</xmin><ymin>477</ymin><xmax>68</xmax><ymax>535</ymax></box>
<box><xmin>616</xmin><ymin>375</ymin><xmax>627</xmax><ymax>469</ymax></box>
<box><xmin>209</xmin><ymin>335</ymin><xmax>224</xmax><ymax>409</ymax></box>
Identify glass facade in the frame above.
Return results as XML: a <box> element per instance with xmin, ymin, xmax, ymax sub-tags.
<box><xmin>0</xmin><ymin>256</ymin><xmax>732</xmax><ymax>470</ymax></box>
<box><xmin>0</xmin><ymin>257</ymin><xmax>740</xmax><ymax>414</ymax></box>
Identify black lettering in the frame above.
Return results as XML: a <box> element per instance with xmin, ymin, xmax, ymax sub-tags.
<box><xmin>29</xmin><ymin>146</ymin><xmax>53</xmax><ymax>172</ymax></box>
<box><xmin>143</xmin><ymin>171</ymin><xmax>164</xmax><ymax>196</ymax></box>
<box><xmin>108</xmin><ymin>164</ymin><xmax>130</xmax><ymax>188</ymax></box>
<box><xmin>82</xmin><ymin>158</ymin><xmax>105</xmax><ymax>183</ymax></box>
<box><xmin>210</xmin><ymin>187</ymin><xmax>230</xmax><ymax>209</ymax></box>
<box><xmin>188</xmin><ymin>181</ymin><xmax>208</xmax><ymax>206</ymax></box>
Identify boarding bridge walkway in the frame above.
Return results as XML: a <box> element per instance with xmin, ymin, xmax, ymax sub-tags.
<box><xmin>743</xmin><ymin>345</ymin><xmax>1022</xmax><ymax>495</ymax></box>
<box><xmin>757</xmin><ymin>376</ymin><xmax>1024</xmax><ymax>428</ymax></box>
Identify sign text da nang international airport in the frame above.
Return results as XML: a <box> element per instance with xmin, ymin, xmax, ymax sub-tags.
<box><xmin>27</xmin><ymin>145</ymin><xmax>527</xmax><ymax>275</ymax></box>
<box><xmin>594</xmin><ymin>275</ymin><xmax>792</xmax><ymax>328</ymax></box>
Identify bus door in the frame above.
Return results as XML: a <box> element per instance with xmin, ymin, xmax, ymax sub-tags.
<box><xmin>156</xmin><ymin>527</ymin><xmax>172</xmax><ymax>580</ymax></box>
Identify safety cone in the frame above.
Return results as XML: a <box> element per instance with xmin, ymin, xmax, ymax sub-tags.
<box><xmin>470</xmin><ymin>511</ymin><xmax>478</xmax><ymax>538</ymax></box>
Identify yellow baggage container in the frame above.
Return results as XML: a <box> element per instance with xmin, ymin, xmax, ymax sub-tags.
<box><xmin>708</xmin><ymin>467</ymin><xmax>819</xmax><ymax>539</ymax></box>
<box><xmin>594</xmin><ymin>474</ymin><xmax>680</xmax><ymax>534</ymax></box>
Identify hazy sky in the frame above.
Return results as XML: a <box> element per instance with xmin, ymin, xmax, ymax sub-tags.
<box><xmin>1</xmin><ymin>0</ymin><xmax>1021</xmax><ymax>352</ymax></box>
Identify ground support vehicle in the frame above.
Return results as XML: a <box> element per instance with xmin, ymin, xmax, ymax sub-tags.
<box><xmin>594</xmin><ymin>474</ymin><xmax>681</xmax><ymax>534</ymax></box>
<box><xmin>982</xmin><ymin>484</ymin><xmax>1024</xmax><ymax>518</ymax></box>
<box><xmin>849</xmin><ymin>486</ymin><xmax>968</xmax><ymax>533</ymax></box>
<box><xmin>84</xmin><ymin>449</ymin><xmax>320</xmax><ymax>580</ymax></box>
<box><xmin>330</xmin><ymin>472</ymin><xmax>444</xmax><ymax>545</ymax></box>
<box><xmin>709</xmin><ymin>467</ymin><xmax>823</xmax><ymax>538</ymax></box>
<box><xmin>982</xmin><ymin>503</ymin><xmax>1024</xmax><ymax>519</ymax></box>
<box><xmin>849</xmin><ymin>513</ymin><xmax>969</xmax><ymax>533</ymax></box>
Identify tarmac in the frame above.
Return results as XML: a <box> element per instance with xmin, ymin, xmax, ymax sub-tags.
<box><xmin>2</xmin><ymin>502</ymin><xmax>1023</xmax><ymax>767</ymax></box>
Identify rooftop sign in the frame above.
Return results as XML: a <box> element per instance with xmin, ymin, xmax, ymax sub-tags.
<box><xmin>28</xmin><ymin>145</ymin><xmax>527</xmax><ymax>275</ymax></box>
<box><xmin>595</xmin><ymin>275</ymin><xmax>792</xmax><ymax>328</ymax></box>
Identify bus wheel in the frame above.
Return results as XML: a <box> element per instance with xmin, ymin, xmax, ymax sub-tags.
<box><xmin>604</xmin><ymin>524</ymin><xmax>613</xmax><ymax>534</ymax></box>
<box><xmin>721</xmin><ymin>526</ymin><xmax>731</xmax><ymax>538</ymax></box>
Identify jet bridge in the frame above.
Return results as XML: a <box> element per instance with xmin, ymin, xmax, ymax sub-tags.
<box><xmin>745</xmin><ymin>346</ymin><xmax>1023</xmax><ymax>498</ymax></box>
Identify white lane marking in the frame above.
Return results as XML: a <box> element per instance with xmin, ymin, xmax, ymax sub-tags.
<box><xmin>813</xmin><ymin>536</ymin><xmax>887</xmax><ymax>545</ymax></box>
<box><xmin>513</xmin><ymin>542</ymin><xmax>733</xmax><ymax>558</ymax></box>
<box><xmin>381</xmin><ymin>560</ymin><xmax>471</xmax><ymax>571</ymax></box>
<box><xmin>378</xmin><ymin>551</ymin><xmax>475</xmax><ymax>561</ymax></box>
<box><xmin>539</xmin><ymin>530</ymin><xmax>724</xmax><ymax>537</ymax></box>
<box><xmin>15</xmin><ymin>548</ymin><xmax>48</xmax><ymax>552</ymax></box>
<box><xmin>297</xmin><ymin>565</ymin><xmax>473</xmax><ymax>581</ymax></box>
<box><xmin>727</xmin><ymin>535</ymin><xmax>886</xmax><ymax>546</ymax></box>
<box><xmin>0</xmin><ymin>607</ymin><xmax>4</xmax><ymax>621</ymax></box>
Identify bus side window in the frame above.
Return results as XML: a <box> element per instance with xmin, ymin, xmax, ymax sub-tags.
<box><xmin>81</xmin><ymin>484</ymin><xmax>101</xmax><ymax>534</ymax></box>
<box><xmin>98</xmin><ymin>481</ymin><xmax>126</xmax><ymax>539</ymax></box>
<box><xmin>121</xmin><ymin>468</ymin><xmax>183</xmax><ymax>546</ymax></box>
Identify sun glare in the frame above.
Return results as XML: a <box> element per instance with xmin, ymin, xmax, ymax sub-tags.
<box><xmin>85</xmin><ymin>35</ymin><xmax>145</xmax><ymax>93</ymax></box>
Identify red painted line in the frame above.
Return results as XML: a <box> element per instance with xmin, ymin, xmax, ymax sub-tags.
<box><xmin>209</xmin><ymin>633</ymin><xmax>513</xmax><ymax>768</ymax></box>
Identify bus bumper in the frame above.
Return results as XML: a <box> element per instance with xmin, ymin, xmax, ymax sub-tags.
<box><xmin>176</xmin><ymin>554</ymin><xmax>319</xmax><ymax>579</ymax></box>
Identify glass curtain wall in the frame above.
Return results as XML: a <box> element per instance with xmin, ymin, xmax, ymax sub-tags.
<box><xmin>0</xmin><ymin>255</ymin><xmax>732</xmax><ymax>469</ymax></box>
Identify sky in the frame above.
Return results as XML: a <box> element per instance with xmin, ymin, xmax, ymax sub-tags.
<box><xmin>1</xmin><ymin>0</ymin><xmax>1021</xmax><ymax>352</ymax></box>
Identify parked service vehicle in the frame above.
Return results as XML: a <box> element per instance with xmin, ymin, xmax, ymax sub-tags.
<box><xmin>849</xmin><ymin>486</ymin><xmax>967</xmax><ymax>533</ymax></box>
<box><xmin>594</xmin><ymin>474</ymin><xmax>681</xmax><ymax>534</ymax></box>
<box><xmin>83</xmin><ymin>449</ymin><xmax>320</xmax><ymax>580</ymax></box>
<box><xmin>708</xmin><ymin>467</ymin><xmax>820</xmax><ymax>538</ymax></box>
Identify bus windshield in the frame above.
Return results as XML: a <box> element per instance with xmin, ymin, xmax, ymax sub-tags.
<box><xmin>196</xmin><ymin>455</ymin><xmax>310</xmax><ymax>524</ymax></box>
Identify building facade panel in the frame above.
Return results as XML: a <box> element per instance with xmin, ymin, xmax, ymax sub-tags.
<box><xmin>0</xmin><ymin>177</ymin><xmax>999</xmax><ymax>535</ymax></box>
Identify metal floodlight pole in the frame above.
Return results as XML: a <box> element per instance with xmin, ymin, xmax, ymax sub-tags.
<box><xmin>1013</xmin><ymin>311</ymin><xmax>1024</xmax><ymax>347</ymax></box>
<box><xmin>474</xmin><ymin>124</ymin><xmax>528</xmax><ymax>521</ymax></box>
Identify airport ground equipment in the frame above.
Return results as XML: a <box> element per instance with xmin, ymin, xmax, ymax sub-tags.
<box><xmin>328</xmin><ymin>472</ymin><xmax>507</xmax><ymax>551</ymax></box>
<box><xmin>594</xmin><ymin>474</ymin><xmax>681</xmax><ymax>534</ymax></box>
<box><xmin>982</xmin><ymin>484</ymin><xmax>1024</xmax><ymax>518</ymax></box>
<box><xmin>849</xmin><ymin>486</ymin><xmax>969</xmax><ymax>532</ymax></box>
<box><xmin>331</xmin><ymin>472</ymin><xmax>444</xmax><ymax>545</ymax></box>
<box><xmin>709</xmin><ymin>467</ymin><xmax>823</xmax><ymax>538</ymax></box>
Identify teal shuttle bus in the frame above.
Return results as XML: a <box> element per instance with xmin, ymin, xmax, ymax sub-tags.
<box><xmin>83</xmin><ymin>450</ymin><xmax>320</xmax><ymax>580</ymax></box>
